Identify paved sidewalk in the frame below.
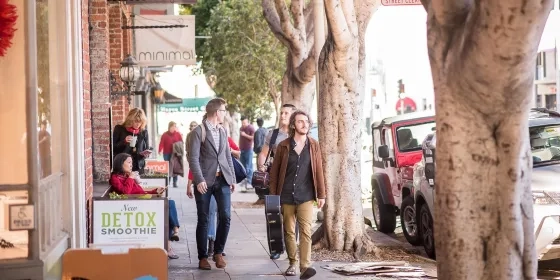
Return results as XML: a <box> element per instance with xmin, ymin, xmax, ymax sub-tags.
<box><xmin>166</xmin><ymin>176</ymin><xmax>438</xmax><ymax>280</ymax></box>
<box><xmin>166</xmin><ymin>178</ymin><xmax>362</xmax><ymax>280</ymax></box>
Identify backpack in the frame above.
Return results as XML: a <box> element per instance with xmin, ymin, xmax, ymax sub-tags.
<box><xmin>186</xmin><ymin>124</ymin><xmax>207</xmax><ymax>155</ymax></box>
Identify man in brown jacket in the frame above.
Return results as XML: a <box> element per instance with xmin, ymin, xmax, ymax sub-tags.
<box><xmin>269</xmin><ymin>110</ymin><xmax>326</xmax><ymax>279</ymax></box>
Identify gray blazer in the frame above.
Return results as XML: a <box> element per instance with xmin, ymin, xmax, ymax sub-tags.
<box><xmin>187</xmin><ymin>123</ymin><xmax>236</xmax><ymax>187</ymax></box>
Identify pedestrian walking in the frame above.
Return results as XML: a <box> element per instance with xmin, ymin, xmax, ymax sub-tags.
<box><xmin>186</xmin><ymin>98</ymin><xmax>236</xmax><ymax>270</ymax></box>
<box><xmin>268</xmin><ymin>110</ymin><xmax>326</xmax><ymax>279</ymax></box>
<box><xmin>159</xmin><ymin>121</ymin><xmax>183</xmax><ymax>188</ymax></box>
<box><xmin>239</xmin><ymin>116</ymin><xmax>255</xmax><ymax>189</ymax></box>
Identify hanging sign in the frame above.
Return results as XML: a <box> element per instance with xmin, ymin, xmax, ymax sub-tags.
<box><xmin>135</xmin><ymin>15</ymin><xmax>196</xmax><ymax>66</ymax></box>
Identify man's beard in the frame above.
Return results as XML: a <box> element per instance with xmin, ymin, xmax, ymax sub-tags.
<box><xmin>295</xmin><ymin>127</ymin><xmax>308</xmax><ymax>135</ymax></box>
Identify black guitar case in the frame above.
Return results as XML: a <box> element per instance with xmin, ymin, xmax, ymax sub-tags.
<box><xmin>264</xmin><ymin>195</ymin><xmax>285</xmax><ymax>256</ymax></box>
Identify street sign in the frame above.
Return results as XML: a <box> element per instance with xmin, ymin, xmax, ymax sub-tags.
<box><xmin>382</xmin><ymin>0</ymin><xmax>421</xmax><ymax>6</ymax></box>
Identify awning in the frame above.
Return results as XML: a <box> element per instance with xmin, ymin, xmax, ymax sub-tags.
<box><xmin>156</xmin><ymin>97</ymin><xmax>212</xmax><ymax>113</ymax></box>
<box><xmin>396</xmin><ymin>97</ymin><xmax>417</xmax><ymax>112</ymax></box>
<box><xmin>162</xmin><ymin>92</ymin><xmax>182</xmax><ymax>104</ymax></box>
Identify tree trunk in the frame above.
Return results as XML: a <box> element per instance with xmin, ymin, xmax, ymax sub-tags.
<box><xmin>281</xmin><ymin>66</ymin><xmax>315</xmax><ymax>113</ymax></box>
<box><xmin>422</xmin><ymin>0</ymin><xmax>552</xmax><ymax>278</ymax></box>
<box><xmin>315</xmin><ymin>0</ymin><xmax>379</xmax><ymax>255</ymax></box>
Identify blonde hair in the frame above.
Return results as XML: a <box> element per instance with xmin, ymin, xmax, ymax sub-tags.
<box><xmin>168</xmin><ymin>121</ymin><xmax>177</xmax><ymax>130</ymax></box>
<box><xmin>122</xmin><ymin>108</ymin><xmax>147</xmax><ymax>130</ymax></box>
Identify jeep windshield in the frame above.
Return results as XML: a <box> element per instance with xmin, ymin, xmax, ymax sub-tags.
<box><xmin>396</xmin><ymin>121</ymin><xmax>436</xmax><ymax>152</ymax></box>
<box><xmin>530</xmin><ymin>125</ymin><xmax>560</xmax><ymax>164</ymax></box>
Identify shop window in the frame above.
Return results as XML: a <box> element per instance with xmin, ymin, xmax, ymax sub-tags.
<box><xmin>0</xmin><ymin>190</ymin><xmax>29</xmax><ymax>260</ymax></box>
<box><xmin>37</xmin><ymin>0</ymin><xmax>62</xmax><ymax>179</ymax></box>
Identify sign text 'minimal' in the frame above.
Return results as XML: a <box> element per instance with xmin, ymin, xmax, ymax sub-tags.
<box><xmin>138</xmin><ymin>50</ymin><xmax>195</xmax><ymax>61</ymax></box>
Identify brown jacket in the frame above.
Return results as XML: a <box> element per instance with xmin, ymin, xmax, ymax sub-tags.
<box><xmin>269</xmin><ymin>136</ymin><xmax>326</xmax><ymax>200</ymax></box>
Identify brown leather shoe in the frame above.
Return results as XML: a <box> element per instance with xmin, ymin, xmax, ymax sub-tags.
<box><xmin>214</xmin><ymin>254</ymin><xmax>227</xmax><ymax>268</ymax></box>
<box><xmin>198</xmin><ymin>258</ymin><xmax>211</xmax><ymax>270</ymax></box>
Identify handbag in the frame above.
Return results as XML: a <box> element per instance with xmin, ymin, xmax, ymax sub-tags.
<box><xmin>232</xmin><ymin>156</ymin><xmax>247</xmax><ymax>184</ymax></box>
<box><xmin>252</xmin><ymin>129</ymin><xmax>279</xmax><ymax>190</ymax></box>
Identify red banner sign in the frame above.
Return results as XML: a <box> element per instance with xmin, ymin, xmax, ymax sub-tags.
<box><xmin>382</xmin><ymin>0</ymin><xmax>422</xmax><ymax>5</ymax></box>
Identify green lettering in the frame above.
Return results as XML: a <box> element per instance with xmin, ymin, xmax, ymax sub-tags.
<box><xmin>113</xmin><ymin>213</ymin><xmax>121</xmax><ymax>227</ymax></box>
<box><xmin>135</xmin><ymin>212</ymin><xmax>144</xmax><ymax>226</ymax></box>
<box><xmin>146</xmin><ymin>212</ymin><xmax>156</xmax><ymax>227</ymax></box>
<box><xmin>102</xmin><ymin>213</ymin><xmax>110</xmax><ymax>227</ymax></box>
<box><xmin>124</xmin><ymin>212</ymin><xmax>133</xmax><ymax>227</ymax></box>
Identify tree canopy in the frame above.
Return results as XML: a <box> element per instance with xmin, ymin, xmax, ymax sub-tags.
<box><xmin>198</xmin><ymin>0</ymin><xmax>285</xmax><ymax>121</ymax></box>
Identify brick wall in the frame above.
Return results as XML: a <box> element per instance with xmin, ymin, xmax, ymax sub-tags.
<box><xmin>89</xmin><ymin>0</ymin><xmax>112</xmax><ymax>182</ymax></box>
<box><xmin>82</xmin><ymin>0</ymin><xmax>93</xmax><ymax>243</ymax></box>
<box><xmin>109</xmin><ymin>4</ymin><xmax>133</xmax><ymax>126</ymax></box>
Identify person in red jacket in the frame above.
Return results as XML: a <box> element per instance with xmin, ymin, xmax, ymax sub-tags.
<box><xmin>110</xmin><ymin>153</ymin><xmax>181</xmax><ymax>259</ymax></box>
<box><xmin>159</xmin><ymin>121</ymin><xmax>184</xmax><ymax>188</ymax></box>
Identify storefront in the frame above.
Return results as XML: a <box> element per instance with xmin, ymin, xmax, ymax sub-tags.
<box><xmin>0</xmin><ymin>0</ymin><xmax>86</xmax><ymax>279</ymax></box>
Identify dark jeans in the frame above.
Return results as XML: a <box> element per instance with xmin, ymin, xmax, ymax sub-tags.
<box><xmin>194</xmin><ymin>176</ymin><xmax>231</xmax><ymax>260</ymax></box>
<box><xmin>163</xmin><ymin>153</ymin><xmax>178</xmax><ymax>186</ymax></box>
<box><xmin>168</xmin><ymin>199</ymin><xmax>180</xmax><ymax>237</ymax></box>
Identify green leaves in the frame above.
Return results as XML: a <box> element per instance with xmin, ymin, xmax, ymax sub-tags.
<box><xmin>196</xmin><ymin>0</ymin><xmax>285</xmax><ymax>121</ymax></box>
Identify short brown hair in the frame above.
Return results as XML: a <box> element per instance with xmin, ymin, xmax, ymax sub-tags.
<box><xmin>205</xmin><ymin>97</ymin><xmax>227</xmax><ymax>117</ymax></box>
<box><xmin>122</xmin><ymin>108</ymin><xmax>147</xmax><ymax>130</ymax></box>
<box><xmin>288</xmin><ymin>110</ymin><xmax>313</xmax><ymax>137</ymax></box>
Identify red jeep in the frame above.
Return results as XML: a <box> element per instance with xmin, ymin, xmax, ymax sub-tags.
<box><xmin>370</xmin><ymin>112</ymin><xmax>435</xmax><ymax>245</ymax></box>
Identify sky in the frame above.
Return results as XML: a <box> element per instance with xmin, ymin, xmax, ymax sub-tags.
<box><xmin>363</xmin><ymin>5</ymin><xmax>559</xmax><ymax>118</ymax></box>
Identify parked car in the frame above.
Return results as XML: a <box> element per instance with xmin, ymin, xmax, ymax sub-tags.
<box><xmin>412</xmin><ymin>108</ymin><xmax>560</xmax><ymax>260</ymax></box>
<box><xmin>370</xmin><ymin>111</ymin><xmax>436</xmax><ymax>245</ymax></box>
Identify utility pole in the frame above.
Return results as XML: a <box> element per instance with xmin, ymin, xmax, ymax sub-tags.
<box><xmin>398</xmin><ymin>79</ymin><xmax>405</xmax><ymax>115</ymax></box>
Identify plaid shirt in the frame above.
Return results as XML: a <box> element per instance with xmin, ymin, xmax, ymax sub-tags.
<box><xmin>205</xmin><ymin>119</ymin><xmax>222</xmax><ymax>172</ymax></box>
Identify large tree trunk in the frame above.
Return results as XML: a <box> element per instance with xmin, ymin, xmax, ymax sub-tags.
<box><xmin>315</xmin><ymin>0</ymin><xmax>379</xmax><ymax>255</ymax></box>
<box><xmin>262</xmin><ymin>0</ymin><xmax>320</xmax><ymax>114</ymax></box>
<box><xmin>422</xmin><ymin>0</ymin><xmax>552</xmax><ymax>278</ymax></box>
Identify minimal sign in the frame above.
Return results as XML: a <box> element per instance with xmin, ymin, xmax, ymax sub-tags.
<box><xmin>135</xmin><ymin>15</ymin><xmax>196</xmax><ymax>66</ymax></box>
<box><xmin>382</xmin><ymin>0</ymin><xmax>421</xmax><ymax>5</ymax></box>
<box><xmin>9</xmin><ymin>204</ymin><xmax>35</xmax><ymax>231</ymax></box>
<box><xmin>144</xmin><ymin>160</ymin><xmax>169</xmax><ymax>175</ymax></box>
<box><xmin>93</xmin><ymin>200</ymin><xmax>166</xmax><ymax>250</ymax></box>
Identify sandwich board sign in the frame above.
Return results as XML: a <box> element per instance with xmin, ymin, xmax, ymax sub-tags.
<box><xmin>62</xmin><ymin>248</ymin><xmax>167</xmax><ymax>279</ymax></box>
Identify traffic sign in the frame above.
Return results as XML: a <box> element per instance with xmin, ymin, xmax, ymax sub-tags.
<box><xmin>382</xmin><ymin>0</ymin><xmax>422</xmax><ymax>6</ymax></box>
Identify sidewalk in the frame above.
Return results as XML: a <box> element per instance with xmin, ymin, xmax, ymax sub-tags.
<box><xmin>166</xmin><ymin>176</ymin><xmax>436</xmax><ymax>279</ymax></box>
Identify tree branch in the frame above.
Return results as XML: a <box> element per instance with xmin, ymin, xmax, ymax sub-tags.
<box><xmin>274</xmin><ymin>0</ymin><xmax>298</xmax><ymax>43</ymax></box>
<box><xmin>290</xmin><ymin>0</ymin><xmax>305</xmax><ymax>34</ymax></box>
<box><xmin>356</xmin><ymin>0</ymin><xmax>380</xmax><ymax>35</ymax></box>
<box><xmin>262</xmin><ymin>0</ymin><xmax>295</xmax><ymax>47</ymax></box>
<box><xmin>324</xmin><ymin>0</ymin><xmax>352</xmax><ymax>49</ymax></box>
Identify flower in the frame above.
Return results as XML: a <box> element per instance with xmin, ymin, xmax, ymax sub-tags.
<box><xmin>0</xmin><ymin>0</ymin><xmax>18</xmax><ymax>57</ymax></box>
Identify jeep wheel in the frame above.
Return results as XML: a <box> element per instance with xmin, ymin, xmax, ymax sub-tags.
<box><xmin>400</xmin><ymin>196</ymin><xmax>422</xmax><ymax>245</ymax></box>
<box><xmin>419</xmin><ymin>203</ymin><xmax>436</xmax><ymax>259</ymax></box>
<box><xmin>371</xmin><ymin>183</ymin><xmax>396</xmax><ymax>233</ymax></box>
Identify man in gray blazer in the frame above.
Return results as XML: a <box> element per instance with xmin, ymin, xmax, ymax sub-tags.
<box><xmin>187</xmin><ymin>97</ymin><xmax>236</xmax><ymax>270</ymax></box>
